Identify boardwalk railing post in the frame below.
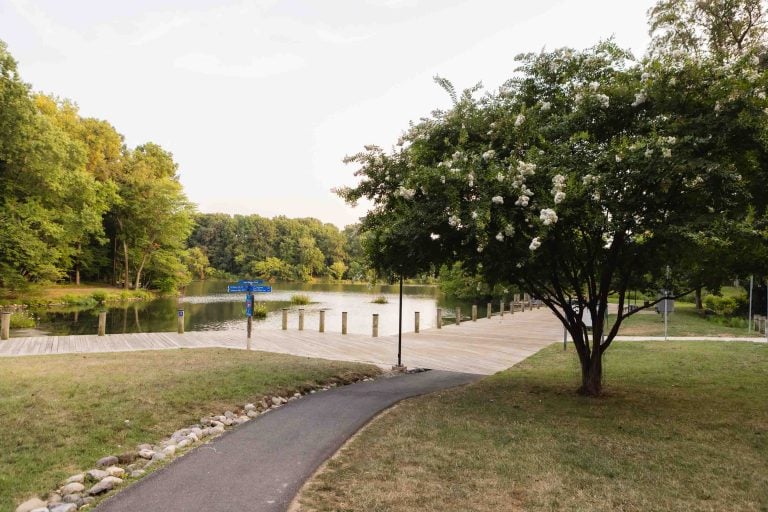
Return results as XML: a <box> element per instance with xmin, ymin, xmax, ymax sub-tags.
<box><xmin>319</xmin><ymin>309</ymin><xmax>325</xmax><ymax>333</ymax></box>
<box><xmin>298</xmin><ymin>309</ymin><xmax>305</xmax><ymax>331</ymax></box>
<box><xmin>282</xmin><ymin>308</ymin><xmax>288</xmax><ymax>330</ymax></box>
<box><xmin>372</xmin><ymin>313</ymin><xmax>379</xmax><ymax>337</ymax></box>
<box><xmin>436</xmin><ymin>308</ymin><xmax>442</xmax><ymax>329</ymax></box>
<box><xmin>98</xmin><ymin>311</ymin><xmax>107</xmax><ymax>336</ymax></box>
<box><xmin>415</xmin><ymin>311</ymin><xmax>420</xmax><ymax>333</ymax></box>
<box><xmin>455</xmin><ymin>307</ymin><xmax>461</xmax><ymax>326</ymax></box>
<box><xmin>342</xmin><ymin>312</ymin><xmax>348</xmax><ymax>335</ymax></box>
<box><xmin>177</xmin><ymin>309</ymin><xmax>184</xmax><ymax>334</ymax></box>
<box><xmin>472</xmin><ymin>305</ymin><xmax>477</xmax><ymax>322</ymax></box>
<box><xmin>1</xmin><ymin>312</ymin><xmax>10</xmax><ymax>340</ymax></box>
<box><xmin>487</xmin><ymin>302</ymin><xmax>492</xmax><ymax>319</ymax></box>
<box><xmin>509</xmin><ymin>301</ymin><xmax>514</xmax><ymax>315</ymax></box>
<box><xmin>500</xmin><ymin>300</ymin><xmax>505</xmax><ymax>318</ymax></box>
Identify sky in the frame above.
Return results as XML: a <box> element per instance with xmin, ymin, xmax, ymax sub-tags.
<box><xmin>0</xmin><ymin>0</ymin><xmax>656</xmax><ymax>228</ymax></box>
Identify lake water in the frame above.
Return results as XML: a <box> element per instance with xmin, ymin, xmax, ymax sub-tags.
<box><xmin>15</xmin><ymin>281</ymin><xmax>489</xmax><ymax>337</ymax></box>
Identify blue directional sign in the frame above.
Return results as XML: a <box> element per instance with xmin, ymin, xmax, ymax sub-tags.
<box><xmin>245</xmin><ymin>294</ymin><xmax>254</xmax><ymax>317</ymax></box>
<box><xmin>239</xmin><ymin>279</ymin><xmax>264</xmax><ymax>285</ymax></box>
<box><xmin>227</xmin><ymin>284</ymin><xmax>272</xmax><ymax>293</ymax></box>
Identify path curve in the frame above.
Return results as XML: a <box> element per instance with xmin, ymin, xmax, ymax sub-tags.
<box><xmin>95</xmin><ymin>369</ymin><xmax>481</xmax><ymax>512</ymax></box>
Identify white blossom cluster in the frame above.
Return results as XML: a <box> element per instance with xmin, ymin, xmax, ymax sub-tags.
<box><xmin>595</xmin><ymin>93</ymin><xmax>610</xmax><ymax>108</ymax></box>
<box><xmin>529</xmin><ymin>237</ymin><xmax>541</xmax><ymax>251</ymax></box>
<box><xmin>551</xmin><ymin>174</ymin><xmax>566</xmax><ymax>204</ymax></box>
<box><xmin>632</xmin><ymin>91</ymin><xmax>647</xmax><ymax>107</ymax></box>
<box><xmin>495</xmin><ymin>232</ymin><xmax>504</xmax><ymax>242</ymax></box>
<box><xmin>540</xmin><ymin>101</ymin><xmax>551</xmax><ymax>111</ymax></box>
<box><xmin>482</xmin><ymin>149</ymin><xmax>496</xmax><ymax>161</ymax></box>
<box><xmin>491</xmin><ymin>195</ymin><xmax>504</xmax><ymax>205</ymax></box>
<box><xmin>515</xmin><ymin>113</ymin><xmax>526</xmax><ymax>127</ymax></box>
<box><xmin>539</xmin><ymin>208</ymin><xmax>558</xmax><ymax>225</ymax></box>
<box><xmin>448</xmin><ymin>214</ymin><xmax>462</xmax><ymax>229</ymax></box>
<box><xmin>582</xmin><ymin>174</ymin><xmax>598</xmax><ymax>186</ymax></box>
<box><xmin>511</xmin><ymin>160</ymin><xmax>536</xmax><ymax>207</ymax></box>
<box><xmin>395</xmin><ymin>186</ymin><xmax>416</xmax><ymax>200</ymax></box>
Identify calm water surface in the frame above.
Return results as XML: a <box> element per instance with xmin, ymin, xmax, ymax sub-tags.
<box><xmin>16</xmin><ymin>281</ymin><xmax>488</xmax><ymax>337</ymax></box>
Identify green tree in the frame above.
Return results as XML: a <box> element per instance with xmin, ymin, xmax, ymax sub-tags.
<box><xmin>338</xmin><ymin>42</ymin><xmax>768</xmax><ymax>395</ymax></box>
<box><xmin>251</xmin><ymin>256</ymin><xmax>293</xmax><ymax>281</ymax></box>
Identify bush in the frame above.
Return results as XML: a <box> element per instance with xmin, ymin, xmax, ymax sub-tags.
<box><xmin>253</xmin><ymin>303</ymin><xmax>268</xmax><ymax>319</ymax></box>
<box><xmin>9</xmin><ymin>313</ymin><xmax>35</xmax><ymax>329</ymax></box>
<box><xmin>291</xmin><ymin>294</ymin><xmax>311</xmax><ymax>305</ymax></box>
<box><xmin>371</xmin><ymin>296</ymin><xmax>388</xmax><ymax>304</ymax></box>
<box><xmin>90</xmin><ymin>291</ymin><xmax>108</xmax><ymax>304</ymax></box>
<box><xmin>703</xmin><ymin>295</ymin><xmax>738</xmax><ymax>316</ymax></box>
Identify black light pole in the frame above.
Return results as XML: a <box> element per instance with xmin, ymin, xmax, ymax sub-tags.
<box><xmin>398</xmin><ymin>273</ymin><xmax>403</xmax><ymax>367</ymax></box>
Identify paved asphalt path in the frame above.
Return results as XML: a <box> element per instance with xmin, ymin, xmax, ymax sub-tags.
<box><xmin>96</xmin><ymin>370</ymin><xmax>481</xmax><ymax>512</ymax></box>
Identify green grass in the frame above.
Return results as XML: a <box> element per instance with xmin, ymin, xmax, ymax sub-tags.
<box><xmin>298</xmin><ymin>341</ymin><xmax>768</xmax><ymax>512</ymax></box>
<box><xmin>0</xmin><ymin>349</ymin><xmax>381</xmax><ymax>510</ymax></box>
<box><xmin>613</xmin><ymin>302</ymin><xmax>754</xmax><ymax>337</ymax></box>
<box><xmin>371</xmin><ymin>296</ymin><xmax>389</xmax><ymax>304</ymax></box>
<box><xmin>291</xmin><ymin>294</ymin><xmax>311</xmax><ymax>305</ymax></box>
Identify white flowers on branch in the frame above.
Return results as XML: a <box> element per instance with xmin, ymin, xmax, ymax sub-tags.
<box><xmin>551</xmin><ymin>174</ymin><xmax>566</xmax><ymax>204</ymax></box>
<box><xmin>492</xmin><ymin>195</ymin><xmax>504</xmax><ymax>205</ymax></box>
<box><xmin>482</xmin><ymin>149</ymin><xmax>495</xmax><ymax>161</ymax></box>
<box><xmin>632</xmin><ymin>91</ymin><xmax>647</xmax><ymax>107</ymax></box>
<box><xmin>529</xmin><ymin>237</ymin><xmax>541</xmax><ymax>251</ymax></box>
<box><xmin>396</xmin><ymin>187</ymin><xmax>416</xmax><ymax>200</ymax></box>
<box><xmin>540</xmin><ymin>208</ymin><xmax>558</xmax><ymax>225</ymax></box>
<box><xmin>515</xmin><ymin>113</ymin><xmax>525</xmax><ymax>127</ymax></box>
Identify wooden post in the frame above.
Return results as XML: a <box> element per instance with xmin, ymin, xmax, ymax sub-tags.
<box><xmin>282</xmin><ymin>308</ymin><xmax>288</xmax><ymax>330</ymax></box>
<box><xmin>177</xmin><ymin>309</ymin><xmax>184</xmax><ymax>334</ymax></box>
<box><xmin>372</xmin><ymin>313</ymin><xmax>379</xmax><ymax>337</ymax></box>
<box><xmin>247</xmin><ymin>316</ymin><xmax>252</xmax><ymax>339</ymax></box>
<box><xmin>500</xmin><ymin>300</ymin><xmax>505</xmax><ymax>318</ymax></box>
<box><xmin>455</xmin><ymin>307</ymin><xmax>461</xmax><ymax>325</ymax></box>
<box><xmin>342</xmin><ymin>311</ymin><xmax>348</xmax><ymax>335</ymax></box>
<box><xmin>436</xmin><ymin>308</ymin><xmax>442</xmax><ymax>329</ymax></box>
<box><xmin>98</xmin><ymin>311</ymin><xmax>107</xmax><ymax>336</ymax></box>
<box><xmin>522</xmin><ymin>300</ymin><xmax>526</xmax><ymax>312</ymax></box>
<box><xmin>1</xmin><ymin>312</ymin><xmax>10</xmax><ymax>340</ymax></box>
<box><xmin>319</xmin><ymin>309</ymin><xmax>325</xmax><ymax>333</ymax></box>
<box><xmin>298</xmin><ymin>309</ymin><xmax>304</xmax><ymax>331</ymax></box>
<box><xmin>487</xmin><ymin>302</ymin><xmax>492</xmax><ymax>319</ymax></box>
<box><xmin>471</xmin><ymin>305</ymin><xmax>477</xmax><ymax>322</ymax></box>
<box><xmin>414</xmin><ymin>311</ymin><xmax>420</xmax><ymax>333</ymax></box>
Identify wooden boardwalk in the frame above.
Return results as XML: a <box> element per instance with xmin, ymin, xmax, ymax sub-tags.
<box><xmin>0</xmin><ymin>309</ymin><xmax>563</xmax><ymax>374</ymax></box>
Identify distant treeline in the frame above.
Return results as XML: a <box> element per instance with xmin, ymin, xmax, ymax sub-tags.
<box><xmin>0</xmin><ymin>40</ymin><xmax>195</xmax><ymax>293</ymax></box>
<box><xmin>188</xmin><ymin>214</ymin><xmax>369</xmax><ymax>282</ymax></box>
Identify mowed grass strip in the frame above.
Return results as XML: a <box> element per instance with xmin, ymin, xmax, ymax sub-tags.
<box><xmin>298</xmin><ymin>341</ymin><xmax>768</xmax><ymax>512</ymax></box>
<box><xmin>0</xmin><ymin>349</ymin><xmax>381</xmax><ymax>510</ymax></box>
<box><xmin>611</xmin><ymin>302</ymin><xmax>754</xmax><ymax>337</ymax></box>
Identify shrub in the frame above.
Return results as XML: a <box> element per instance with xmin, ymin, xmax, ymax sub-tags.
<box><xmin>9</xmin><ymin>313</ymin><xmax>35</xmax><ymax>329</ymax></box>
<box><xmin>703</xmin><ymin>295</ymin><xmax>738</xmax><ymax>316</ymax></box>
<box><xmin>253</xmin><ymin>303</ymin><xmax>268</xmax><ymax>319</ymax></box>
<box><xmin>291</xmin><ymin>294</ymin><xmax>311</xmax><ymax>305</ymax></box>
<box><xmin>371</xmin><ymin>296</ymin><xmax>389</xmax><ymax>304</ymax></box>
<box><xmin>90</xmin><ymin>291</ymin><xmax>108</xmax><ymax>304</ymax></box>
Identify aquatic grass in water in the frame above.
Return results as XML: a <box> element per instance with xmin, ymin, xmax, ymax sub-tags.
<box><xmin>371</xmin><ymin>296</ymin><xmax>389</xmax><ymax>304</ymax></box>
<box><xmin>291</xmin><ymin>294</ymin><xmax>311</xmax><ymax>305</ymax></box>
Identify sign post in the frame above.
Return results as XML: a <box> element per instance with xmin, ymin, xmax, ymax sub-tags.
<box><xmin>226</xmin><ymin>280</ymin><xmax>272</xmax><ymax>342</ymax></box>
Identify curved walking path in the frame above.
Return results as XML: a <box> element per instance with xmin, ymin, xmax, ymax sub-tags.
<box><xmin>95</xmin><ymin>369</ymin><xmax>481</xmax><ymax>512</ymax></box>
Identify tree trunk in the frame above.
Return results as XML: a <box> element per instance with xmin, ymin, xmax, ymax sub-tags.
<box><xmin>74</xmin><ymin>243</ymin><xmax>81</xmax><ymax>286</ymax></box>
<box><xmin>122</xmin><ymin>240</ymin><xmax>130</xmax><ymax>289</ymax></box>
<box><xmin>134</xmin><ymin>252</ymin><xmax>149</xmax><ymax>290</ymax></box>
<box><xmin>694</xmin><ymin>287</ymin><xmax>703</xmax><ymax>310</ymax></box>
<box><xmin>578</xmin><ymin>348</ymin><xmax>603</xmax><ymax>396</ymax></box>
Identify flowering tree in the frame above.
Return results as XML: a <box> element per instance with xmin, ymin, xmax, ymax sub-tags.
<box><xmin>338</xmin><ymin>41</ymin><xmax>768</xmax><ymax>395</ymax></box>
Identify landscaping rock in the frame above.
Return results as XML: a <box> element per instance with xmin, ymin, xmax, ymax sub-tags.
<box><xmin>162</xmin><ymin>445</ymin><xmax>176</xmax><ymax>456</ymax></box>
<box><xmin>246</xmin><ymin>410</ymin><xmax>259</xmax><ymax>418</ymax></box>
<box><xmin>137</xmin><ymin>444</ymin><xmax>152</xmax><ymax>451</ymax></box>
<box><xmin>49</xmin><ymin>503</ymin><xmax>77</xmax><ymax>512</ymax></box>
<box><xmin>186</xmin><ymin>432</ymin><xmax>199</xmax><ymax>442</ymax></box>
<box><xmin>65</xmin><ymin>474</ymin><xmax>84</xmax><ymax>484</ymax></box>
<box><xmin>103</xmin><ymin>476</ymin><xmax>123</xmax><ymax>485</ymax></box>
<box><xmin>200</xmin><ymin>417</ymin><xmax>213</xmax><ymax>426</ymax></box>
<box><xmin>293</xmin><ymin>392</ymin><xmax>302</xmax><ymax>398</ymax></box>
<box><xmin>130</xmin><ymin>470</ymin><xmax>146</xmax><ymax>478</ymax></box>
<box><xmin>243</xmin><ymin>403</ymin><xmax>256</xmax><ymax>411</ymax></box>
<box><xmin>15</xmin><ymin>498</ymin><xmax>47</xmax><ymax>512</ymax></box>
<box><xmin>87</xmin><ymin>479</ymin><xmax>115</xmax><ymax>496</ymax></box>
<box><xmin>151</xmin><ymin>451</ymin><xmax>166</xmax><ymax>462</ymax></box>
<box><xmin>47</xmin><ymin>492</ymin><xmax>62</xmax><ymax>504</ymax></box>
<box><xmin>85</xmin><ymin>469</ymin><xmax>108</xmax><ymax>481</ymax></box>
<box><xmin>105</xmin><ymin>466</ymin><xmax>125</xmax><ymax>478</ymax></box>
<box><xmin>28</xmin><ymin>509</ymin><xmax>48</xmax><ymax>512</ymax></box>
<box><xmin>60</xmin><ymin>483</ymin><xmax>84</xmax><ymax>495</ymax></box>
<box><xmin>224</xmin><ymin>410</ymin><xmax>235</xmax><ymax>419</ymax></box>
<box><xmin>210</xmin><ymin>425</ymin><xmax>225</xmax><ymax>435</ymax></box>
<box><xmin>117</xmin><ymin>452</ymin><xmax>137</xmax><ymax>464</ymax></box>
<box><xmin>96</xmin><ymin>455</ymin><xmax>118</xmax><ymax>468</ymax></box>
<box><xmin>271</xmin><ymin>396</ymin><xmax>282</xmax><ymax>406</ymax></box>
<box><xmin>177</xmin><ymin>438</ymin><xmax>191</xmax><ymax>449</ymax></box>
<box><xmin>62</xmin><ymin>493</ymin><xmax>82</xmax><ymax>503</ymax></box>
<box><xmin>138</xmin><ymin>449</ymin><xmax>155</xmax><ymax>459</ymax></box>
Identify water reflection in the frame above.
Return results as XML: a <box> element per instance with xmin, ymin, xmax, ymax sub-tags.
<box><xmin>19</xmin><ymin>281</ymin><xmax>491</xmax><ymax>337</ymax></box>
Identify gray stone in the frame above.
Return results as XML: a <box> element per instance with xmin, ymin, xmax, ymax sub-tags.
<box><xmin>86</xmin><ymin>469</ymin><xmax>108</xmax><ymax>481</ymax></box>
<box><xmin>47</xmin><ymin>492</ymin><xmax>62</xmax><ymax>504</ymax></box>
<box><xmin>49</xmin><ymin>503</ymin><xmax>78</xmax><ymax>512</ymax></box>
<box><xmin>243</xmin><ymin>403</ymin><xmax>256</xmax><ymax>411</ymax></box>
<box><xmin>60</xmin><ymin>482</ymin><xmax>85</xmax><ymax>495</ymax></box>
<box><xmin>211</xmin><ymin>420</ymin><xmax>224</xmax><ymax>428</ymax></box>
<box><xmin>246</xmin><ymin>410</ymin><xmax>259</xmax><ymax>418</ymax></box>
<box><xmin>210</xmin><ymin>425</ymin><xmax>225</xmax><ymax>434</ymax></box>
<box><xmin>136</xmin><ymin>443</ymin><xmax>152</xmax><ymax>451</ymax></box>
<box><xmin>82</xmin><ymin>497</ymin><xmax>95</xmax><ymax>505</ymax></box>
<box><xmin>102</xmin><ymin>476</ymin><xmax>123</xmax><ymax>485</ymax></box>
<box><xmin>15</xmin><ymin>497</ymin><xmax>47</xmax><ymax>512</ymax></box>
<box><xmin>234</xmin><ymin>416</ymin><xmax>248</xmax><ymax>424</ymax></box>
<box><xmin>65</xmin><ymin>474</ymin><xmax>84</xmax><ymax>484</ymax></box>
<box><xmin>151</xmin><ymin>451</ymin><xmax>166</xmax><ymax>461</ymax></box>
<box><xmin>271</xmin><ymin>396</ymin><xmax>282</xmax><ymax>406</ymax></box>
<box><xmin>96</xmin><ymin>455</ymin><xmax>118</xmax><ymax>468</ymax></box>
<box><xmin>29</xmin><ymin>509</ymin><xmax>48</xmax><ymax>512</ymax></box>
<box><xmin>224</xmin><ymin>410</ymin><xmax>235</xmax><ymax>419</ymax></box>
<box><xmin>88</xmin><ymin>480</ymin><xmax>114</xmax><ymax>495</ymax></box>
<box><xmin>130</xmin><ymin>470</ymin><xmax>146</xmax><ymax>478</ymax></box>
<box><xmin>200</xmin><ymin>417</ymin><xmax>213</xmax><ymax>426</ymax></box>
<box><xmin>138</xmin><ymin>449</ymin><xmax>155</xmax><ymax>459</ymax></box>
<box><xmin>162</xmin><ymin>445</ymin><xmax>176</xmax><ymax>456</ymax></box>
<box><xmin>221</xmin><ymin>418</ymin><xmax>233</xmax><ymax>426</ymax></box>
<box><xmin>105</xmin><ymin>466</ymin><xmax>125</xmax><ymax>478</ymax></box>
<box><xmin>62</xmin><ymin>494</ymin><xmax>82</xmax><ymax>503</ymax></box>
<box><xmin>176</xmin><ymin>438</ymin><xmax>191</xmax><ymax>449</ymax></box>
<box><xmin>186</xmin><ymin>432</ymin><xmax>199</xmax><ymax>442</ymax></box>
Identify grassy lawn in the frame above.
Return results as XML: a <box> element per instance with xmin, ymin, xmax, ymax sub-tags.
<box><xmin>0</xmin><ymin>349</ymin><xmax>381</xmax><ymax>510</ymax></box>
<box><xmin>298</xmin><ymin>341</ymin><xmax>768</xmax><ymax>512</ymax></box>
<box><xmin>612</xmin><ymin>302</ymin><xmax>754</xmax><ymax>337</ymax></box>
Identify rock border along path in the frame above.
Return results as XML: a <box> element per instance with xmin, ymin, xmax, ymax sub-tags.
<box><xmin>94</xmin><ymin>369</ymin><xmax>482</xmax><ymax>512</ymax></box>
<box><xmin>0</xmin><ymin>307</ymin><xmax>564</xmax><ymax>375</ymax></box>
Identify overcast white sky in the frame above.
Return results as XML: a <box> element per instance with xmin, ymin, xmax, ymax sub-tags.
<box><xmin>0</xmin><ymin>0</ymin><xmax>656</xmax><ymax>227</ymax></box>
